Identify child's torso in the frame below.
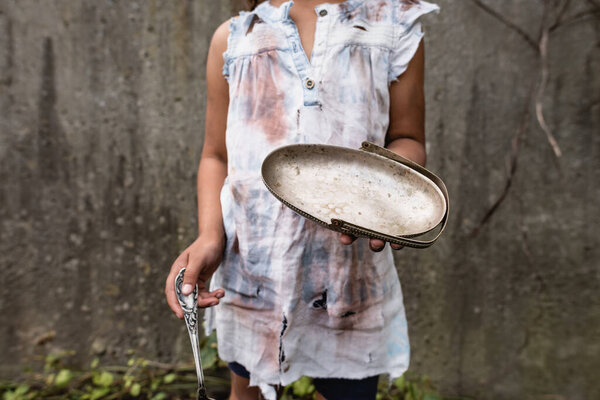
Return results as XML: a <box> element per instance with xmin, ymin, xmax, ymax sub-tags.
<box><xmin>223</xmin><ymin>0</ymin><xmax>410</xmax><ymax>179</ymax></box>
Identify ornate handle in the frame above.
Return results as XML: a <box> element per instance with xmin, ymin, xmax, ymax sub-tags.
<box><xmin>175</xmin><ymin>269</ymin><xmax>212</xmax><ymax>400</ymax></box>
<box><xmin>175</xmin><ymin>268</ymin><xmax>199</xmax><ymax>335</ymax></box>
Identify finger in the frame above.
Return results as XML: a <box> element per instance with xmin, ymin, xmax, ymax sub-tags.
<box><xmin>339</xmin><ymin>233</ymin><xmax>357</xmax><ymax>245</ymax></box>
<box><xmin>195</xmin><ymin>279</ymin><xmax>225</xmax><ymax>308</ymax></box>
<box><xmin>198</xmin><ymin>296</ymin><xmax>221</xmax><ymax>308</ymax></box>
<box><xmin>199</xmin><ymin>288</ymin><xmax>225</xmax><ymax>300</ymax></box>
<box><xmin>197</xmin><ymin>284</ymin><xmax>223</xmax><ymax>308</ymax></box>
<box><xmin>390</xmin><ymin>243</ymin><xmax>404</xmax><ymax>250</ymax></box>
<box><xmin>182</xmin><ymin>256</ymin><xmax>203</xmax><ymax>295</ymax></box>
<box><xmin>369</xmin><ymin>239</ymin><xmax>385</xmax><ymax>252</ymax></box>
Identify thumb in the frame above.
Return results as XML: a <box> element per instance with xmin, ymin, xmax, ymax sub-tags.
<box><xmin>182</xmin><ymin>257</ymin><xmax>201</xmax><ymax>295</ymax></box>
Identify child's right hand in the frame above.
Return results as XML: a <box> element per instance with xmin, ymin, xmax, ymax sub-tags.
<box><xmin>164</xmin><ymin>234</ymin><xmax>226</xmax><ymax>319</ymax></box>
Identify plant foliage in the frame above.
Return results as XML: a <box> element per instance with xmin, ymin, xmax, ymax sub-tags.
<box><xmin>1</xmin><ymin>332</ymin><xmax>462</xmax><ymax>400</ymax></box>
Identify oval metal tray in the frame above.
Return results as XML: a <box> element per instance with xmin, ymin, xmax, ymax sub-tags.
<box><xmin>261</xmin><ymin>142</ymin><xmax>449</xmax><ymax>248</ymax></box>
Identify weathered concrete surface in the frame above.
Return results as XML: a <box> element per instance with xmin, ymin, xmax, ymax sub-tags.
<box><xmin>0</xmin><ymin>0</ymin><xmax>243</xmax><ymax>376</ymax></box>
<box><xmin>0</xmin><ymin>1</ymin><xmax>598</xmax><ymax>399</ymax></box>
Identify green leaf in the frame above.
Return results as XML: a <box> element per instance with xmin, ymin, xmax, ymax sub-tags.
<box><xmin>90</xmin><ymin>358</ymin><xmax>100</xmax><ymax>369</ymax></box>
<box><xmin>394</xmin><ymin>376</ymin><xmax>405</xmax><ymax>392</ymax></box>
<box><xmin>54</xmin><ymin>369</ymin><xmax>73</xmax><ymax>388</ymax></box>
<box><xmin>90</xmin><ymin>387</ymin><xmax>110</xmax><ymax>400</ymax></box>
<box><xmin>200</xmin><ymin>333</ymin><xmax>218</xmax><ymax>370</ymax></box>
<box><xmin>92</xmin><ymin>371</ymin><xmax>114</xmax><ymax>387</ymax></box>
<box><xmin>412</xmin><ymin>384</ymin><xmax>423</xmax><ymax>399</ymax></box>
<box><xmin>130</xmin><ymin>382</ymin><xmax>141</xmax><ymax>397</ymax></box>
<box><xmin>123</xmin><ymin>375</ymin><xmax>134</xmax><ymax>389</ymax></box>
<box><xmin>150</xmin><ymin>378</ymin><xmax>160</xmax><ymax>391</ymax></box>
<box><xmin>127</xmin><ymin>358</ymin><xmax>135</xmax><ymax>367</ymax></box>
<box><xmin>14</xmin><ymin>386</ymin><xmax>29</xmax><ymax>396</ymax></box>
<box><xmin>1</xmin><ymin>386</ymin><xmax>32</xmax><ymax>400</ymax></box>
<box><xmin>150</xmin><ymin>393</ymin><xmax>167</xmax><ymax>400</ymax></box>
<box><xmin>44</xmin><ymin>353</ymin><xmax>57</xmax><ymax>364</ymax></box>
<box><xmin>423</xmin><ymin>394</ymin><xmax>443</xmax><ymax>400</ymax></box>
<box><xmin>291</xmin><ymin>377</ymin><xmax>315</xmax><ymax>396</ymax></box>
<box><xmin>163</xmin><ymin>373</ymin><xmax>176</xmax><ymax>384</ymax></box>
<box><xmin>2</xmin><ymin>391</ymin><xmax>15</xmax><ymax>400</ymax></box>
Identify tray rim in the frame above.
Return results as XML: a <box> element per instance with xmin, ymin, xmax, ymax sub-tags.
<box><xmin>261</xmin><ymin>141</ymin><xmax>450</xmax><ymax>248</ymax></box>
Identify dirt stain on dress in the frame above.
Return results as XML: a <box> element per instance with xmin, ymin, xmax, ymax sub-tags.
<box><xmin>250</xmin><ymin>52</ymin><xmax>288</xmax><ymax>144</ymax></box>
<box><xmin>400</xmin><ymin>0</ymin><xmax>420</xmax><ymax>11</ymax></box>
<box><xmin>367</xmin><ymin>0</ymin><xmax>389</xmax><ymax>22</ymax></box>
<box><xmin>339</xmin><ymin>3</ymin><xmax>362</xmax><ymax>23</ymax></box>
<box><xmin>234</xmin><ymin>23</ymin><xmax>289</xmax><ymax>144</ymax></box>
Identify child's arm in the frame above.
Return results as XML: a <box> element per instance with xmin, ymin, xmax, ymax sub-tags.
<box><xmin>385</xmin><ymin>41</ymin><xmax>426</xmax><ymax>167</ymax></box>
<box><xmin>165</xmin><ymin>20</ymin><xmax>230</xmax><ymax>318</ymax></box>
<box><xmin>340</xmin><ymin>41</ymin><xmax>426</xmax><ymax>252</ymax></box>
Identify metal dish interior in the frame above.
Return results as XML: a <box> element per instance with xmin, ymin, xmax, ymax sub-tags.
<box><xmin>262</xmin><ymin>144</ymin><xmax>447</xmax><ymax>237</ymax></box>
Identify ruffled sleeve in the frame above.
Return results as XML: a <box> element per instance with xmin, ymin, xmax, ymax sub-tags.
<box><xmin>221</xmin><ymin>19</ymin><xmax>234</xmax><ymax>81</ymax></box>
<box><xmin>222</xmin><ymin>15</ymin><xmax>239</xmax><ymax>81</ymax></box>
<box><xmin>222</xmin><ymin>11</ymin><xmax>252</xmax><ymax>81</ymax></box>
<box><xmin>388</xmin><ymin>1</ymin><xmax>440</xmax><ymax>83</ymax></box>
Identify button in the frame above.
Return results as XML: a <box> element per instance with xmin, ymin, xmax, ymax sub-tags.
<box><xmin>305</xmin><ymin>78</ymin><xmax>315</xmax><ymax>89</ymax></box>
<box><xmin>319</xmin><ymin>9</ymin><xmax>328</xmax><ymax>17</ymax></box>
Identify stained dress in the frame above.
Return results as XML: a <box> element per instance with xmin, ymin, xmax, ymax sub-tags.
<box><xmin>204</xmin><ymin>1</ymin><xmax>440</xmax><ymax>398</ymax></box>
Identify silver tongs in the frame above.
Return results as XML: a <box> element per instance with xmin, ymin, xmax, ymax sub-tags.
<box><xmin>175</xmin><ymin>268</ymin><xmax>214</xmax><ymax>400</ymax></box>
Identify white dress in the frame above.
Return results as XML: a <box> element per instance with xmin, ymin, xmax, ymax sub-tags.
<box><xmin>204</xmin><ymin>1</ymin><xmax>439</xmax><ymax>398</ymax></box>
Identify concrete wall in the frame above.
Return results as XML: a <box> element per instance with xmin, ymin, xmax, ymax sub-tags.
<box><xmin>1</xmin><ymin>1</ymin><xmax>598</xmax><ymax>399</ymax></box>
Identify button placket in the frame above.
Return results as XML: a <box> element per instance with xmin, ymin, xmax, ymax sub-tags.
<box><xmin>309</xmin><ymin>5</ymin><xmax>332</xmax><ymax>107</ymax></box>
<box><xmin>281</xmin><ymin>5</ymin><xmax>329</xmax><ymax>107</ymax></box>
<box><xmin>312</xmin><ymin>5</ymin><xmax>329</xmax><ymax>61</ymax></box>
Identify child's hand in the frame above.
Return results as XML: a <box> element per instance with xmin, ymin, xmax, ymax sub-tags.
<box><xmin>339</xmin><ymin>234</ymin><xmax>404</xmax><ymax>252</ymax></box>
<box><xmin>165</xmin><ymin>235</ymin><xmax>226</xmax><ymax>319</ymax></box>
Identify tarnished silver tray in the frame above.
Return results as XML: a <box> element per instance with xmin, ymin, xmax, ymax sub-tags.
<box><xmin>261</xmin><ymin>142</ymin><xmax>449</xmax><ymax>248</ymax></box>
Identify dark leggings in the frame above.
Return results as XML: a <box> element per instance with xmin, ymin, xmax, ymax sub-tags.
<box><xmin>228</xmin><ymin>362</ymin><xmax>379</xmax><ymax>400</ymax></box>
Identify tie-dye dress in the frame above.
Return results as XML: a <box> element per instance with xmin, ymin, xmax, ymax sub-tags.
<box><xmin>204</xmin><ymin>1</ymin><xmax>439</xmax><ymax>398</ymax></box>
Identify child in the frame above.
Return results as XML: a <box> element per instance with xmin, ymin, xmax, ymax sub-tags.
<box><xmin>165</xmin><ymin>0</ymin><xmax>439</xmax><ymax>399</ymax></box>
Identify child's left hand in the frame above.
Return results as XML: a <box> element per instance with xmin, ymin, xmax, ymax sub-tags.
<box><xmin>339</xmin><ymin>234</ymin><xmax>403</xmax><ymax>252</ymax></box>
